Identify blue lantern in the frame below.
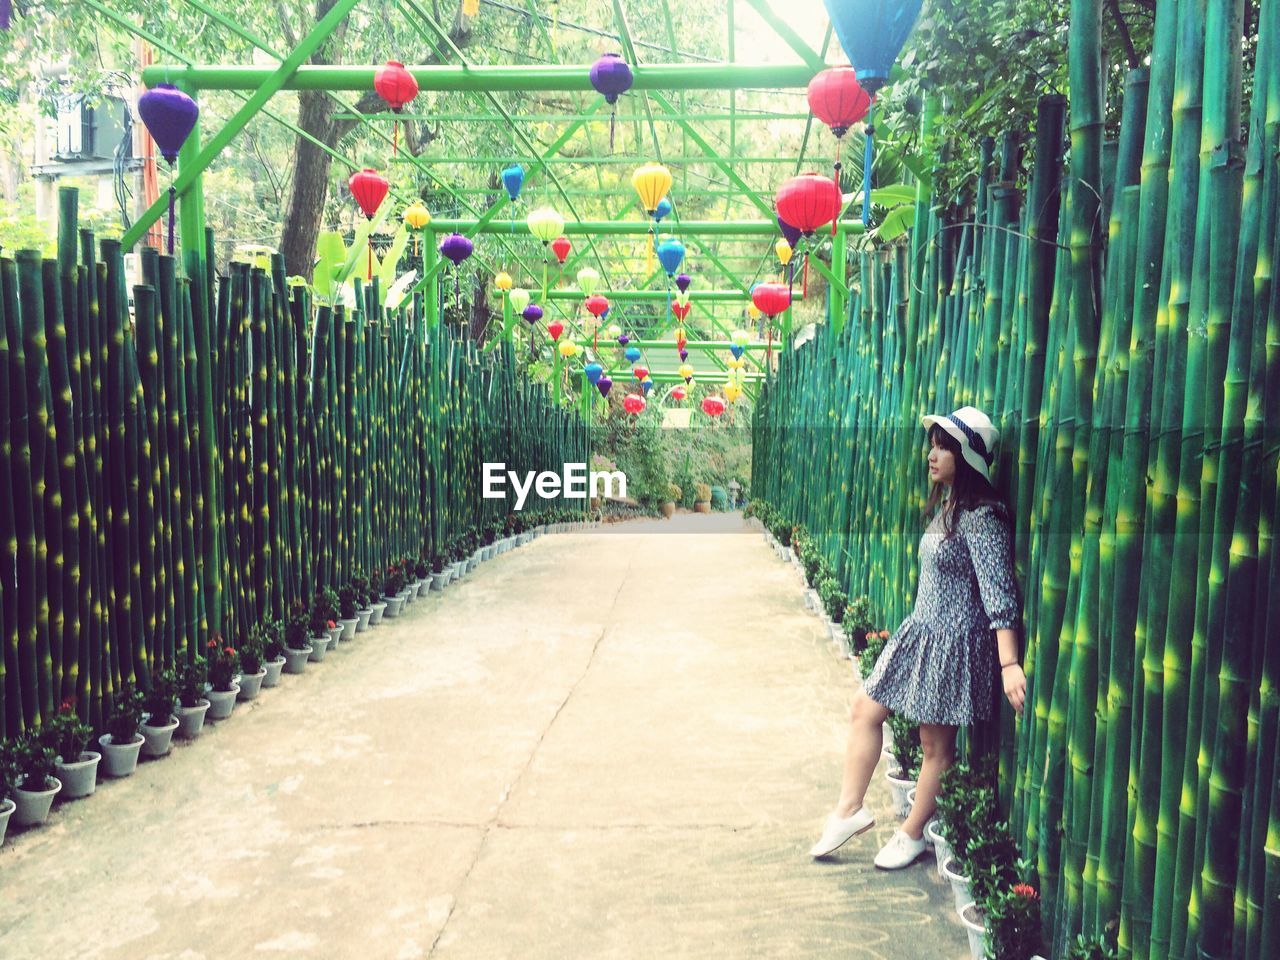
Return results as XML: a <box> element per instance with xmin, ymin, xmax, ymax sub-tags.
<box><xmin>625</xmin><ymin>346</ymin><xmax>641</xmax><ymax>364</ymax></box>
<box><xmin>730</xmin><ymin>344</ymin><xmax>744</xmax><ymax>360</ymax></box>
<box><xmin>585</xmin><ymin>362</ymin><xmax>603</xmax><ymax>384</ymax></box>
<box><xmin>653</xmin><ymin>198</ymin><xmax>672</xmax><ymax>224</ymax></box>
<box><xmin>656</xmin><ymin>238</ymin><xmax>685</xmax><ymax>277</ymax></box>
<box><xmin>501</xmin><ymin>164</ymin><xmax>525</xmax><ymax>203</ymax></box>
<box><xmin>641</xmin><ymin>378</ymin><xmax>654</xmax><ymax>396</ymax></box>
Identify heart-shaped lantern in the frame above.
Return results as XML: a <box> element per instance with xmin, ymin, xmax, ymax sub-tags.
<box><xmin>633</xmin><ymin>365</ymin><xmax>649</xmax><ymax>381</ymax></box>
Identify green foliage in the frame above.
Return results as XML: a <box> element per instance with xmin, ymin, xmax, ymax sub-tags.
<box><xmin>13</xmin><ymin>733</ymin><xmax>57</xmax><ymax>792</ymax></box>
<box><xmin>982</xmin><ymin>884</ymin><xmax>1044</xmax><ymax>960</ymax></box>
<box><xmin>284</xmin><ymin>608</ymin><xmax>312</xmax><ymax>652</ymax></box>
<box><xmin>142</xmin><ymin>669</ymin><xmax>178</xmax><ymax>727</ymax></box>
<box><xmin>887</xmin><ymin>714</ymin><xmax>922</xmax><ymax>780</ymax></box>
<box><xmin>1064</xmin><ymin>931</ymin><xmax>1119</xmax><ymax>960</ymax></box>
<box><xmin>309</xmin><ymin>587</ymin><xmax>340</xmax><ymax>635</ymax></box>
<box><xmin>338</xmin><ymin>583</ymin><xmax>360</xmax><ymax>620</ymax></box>
<box><xmin>105</xmin><ymin>684</ymin><xmax>144</xmax><ymax>745</ymax></box>
<box><xmin>175</xmin><ymin>656</ymin><xmax>209</xmax><ymax>708</ymax></box>
<box><xmin>40</xmin><ymin>699</ymin><xmax>93</xmax><ymax>762</ymax></box>
<box><xmin>237</xmin><ymin>632</ymin><xmax>264</xmax><ymax>676</ymax></box>
<box><xmin>207</xmin><ymin>640</ymin><xmax>241</xmax><ymax>692</ymax></box>
<box><xmin>842</xmin><ymin>596</ymin><xmax>877</xmax><ymax>652</ymax></box>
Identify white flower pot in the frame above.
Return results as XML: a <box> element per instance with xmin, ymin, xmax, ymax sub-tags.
<box><xmin>466</xmin><ymin>556</ymin><xmax>478</xmax><ymax>573</ymax></box>
<box><xmin>369</xmin><ymin>601</ymin><xmax>387</xmax><ymax>624</ymax></box>
<box><xmin>339</xmin><ymin>618</ymin><xmax>359</xmax><ymax>641</ymax></box>
<box><xmin>308</xmin><ymin>635</ymin><xmax>330</xmax><ymax>662</ymax></box>
<box><xmin>262</xmin><ymin>657</ymin><xmax>286</xmax><ymax>688</ymax></box>
<box><xmin>175</xmin><ymin>699</ymin><xmax>211</xmax><ymax>738</ymax></box>
<box><xmin>925</xmin><ymin>820</ymin><xmax>951</xmax><ymax>879</ymax></box>
<box><xmin>12</xmin><ymin>776</ymin><xmax>62</xmax><ymax>826</ymax></box>
<box><xmin>419</xmin><ymin>576</ymin><xmax>434</xmax><ymax>593</ymax></box>
<box><xmin>383</xmin><ymin>595</ymin><xmax>405</xmax><ymax>617</ymax></box>
<box><xmin>429</xmin><ymin>574</ymin><xmax>446</xmax><ymax>592</ymax></box>
<box><xmin>283</xmin><ymin>646</ymin><xmax>311</xmax><ymax>674</ymax></box>
<box><xmin>958</xmin><ymin>902</ymin><xmax>987</xmax><ymax>960</ymax></box>
<box><xmin>237</xmin><ymin>668</ymin><xmax>267</xmax><ymax>700</ymax></box>
<box><xmin>98</xmin><ymin>733</ymin><xmax>145</xmax><ymax>778</ymax></box>
<box><xmin>326</xmin><ymin>625</ymin><xmax>344</xmax><ymax>646</ymax></box>
<box><xmin>206</xmin><ymin>685</ymin><xmax>240</xmax><ymax>720</ymax></box>
<box><xmin>0</xmin><ymin>798</ymin><xmax>14</xmax><ymax>846</ymax></box>
<box><xmin>54</xmin><ymin>751</ymin><xmax>101</xmax><ymax>800</ymax></box>
<box><xmin>885</xmin><ymin>767</ymin><xmax>916</xmax><ymax>819</ymax></box>
<box><xmin>941</xmin><ymin>857</ymin><xmax>973</xmax><ymax>913</ymax></box>
<box><xmin>828</xmin><ymin>621</ymin><xmax>846</xmax><ymax>648</ymax></box>
<box><xmin>356</xmin><ymin>608</ymin><xmax>372</xmax><ymax>632</ymax></box>
<box><xmin>882</xmin><ymin>720</ymin><xmax>895</xmax><ymax>750</ymax></box>
<box><xmin>141</xmin><ymin>714</ymin><xmax>180</xmax><ymax>757</ymax></box>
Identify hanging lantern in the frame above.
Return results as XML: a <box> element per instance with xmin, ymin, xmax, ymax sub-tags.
<box><xmin>641</xmin><ymin>378</ymin><xmax>654</xmax><ymax>396</ymax></box>
<box><xmin>775</xmin><ymin>173</ymin><xmax>843</xmax><ymax>237</ymax></box>
<box><xmin>494</xmin><ymin>271</ymin><xmax>513</xmax><ymax>292</ymax></box>
<box><xmin>679</xmin><ymin>348</ymin><xmax>689</xmax><ymax>362</ymax></box>
<box><xmin>618</xmin><ymin>333</ymin><xmax>630</xmax><ymax>346</ymax></box>
<box><xmin>548</xmin><ymin>320</ymin><xmax>565</xmax><ymax>341</ymax></box>
<box><xmin>403</xmin><ymin>200</ymin><xmax>431</xmax><ymax>257</ymax></box>
<box><xmin>657</xmin><ymin>238</ymin><xmax>685</xmax><ymax>277</ymax></box>
<box><xmin>439</xmin><ymin>233</ymin><xmax>474</xmax><ymax>304</ymax></box>
<box><xmin>653</xmin><ymin>198</ymin><xmax>672</xmax><ymax>224</ymax></box>
<box><xmin>604</xmin><ymin>323</ymin><xmax>621</xmax><ymax>340</ymax></box>
<box><xmin>807</xmin><ymin>67</ymin><xmax>873</xmax><ymax>181</ymax></box>
<box><xmin>672</xmin><ymin>300</ymin><xmax>692</xmax><ymax>323</ymax></box>
<box><xmin>138</xmin><ymin>83</ymin><xmax>200</xmax><ymax>256</ymax></box>
<box><xmin>671</xmin><ymin>386</ymin><xmax>687</xmax><ymax>402</ymax></box>
<box><xmin>775</xmin><ymin>238</ymin><xmax>793</xmax><ymax>266</ymax></box>
<box><xmin>374</xmin><ymin>61</ymin><xmax>419</xmax><ymax>156</ymax></box>
<box><xmin>501</xmin><ymin>163</ymin><xmax>526</xmax><ymax>203</ymax></box>
<box><xmin>678</xmin><ymin>363</ymin><xmax>694</xmax><ymax>383</ymax></box>
<box><xmin>675</xmin><ymin>327</ymin><xmax>688</xmax><ymax>352</ymax></box>
<box><xmin>624</xmin><ymin>346</ymin><xmax>641</xmax><ymax>363</ymax></box>
<box><xmin>509</xmin><ymin>287</ymin><xmax>531</xmax><ymax>314</ymax></box>
<box><xmin>633</xmin><ymin>162</ymin><xmax>673</xmax><ymax>214</ymax></box>
<box><xmin>521</xmin><ymin>303</ymin><xmax>544</xmax><ymax>324</ymax></box>
<box><xmin>675</xmin><ymin>272</ymin><xmax>691</xmax><ymax>293</ymax></box>
<box><xmin>747</xmin><ymin>303</ymin><xmax>763</xmax><ymax>322</ymax></box>
<box><xmin>527</xmin><ymin>206</ymin><xmax>565</xmax><ymax>245</ymax></box>
<box><xmin>752</xmin><ymin>282</ymin><xmax>791</xmax><ymax>319</ymax></box>
<box><xmin>577</xmin><ymin>267</ymin><xmax>600</xmax><ymax>295</ymax></box>
<box><xmin>558</xmin><ymin>340</ymin><xmax>577</xmax><ymax>358</ymax></box>
<box><xmin>701</xmin><ymin>396</ymin><xmax>726</xmax><ymax>418</ymax></box>
<box><xmin>584</xmin><ymin>362</ymin><xmax>604</xmax><ymax>384</ymax></box>
<box><xmin>585</xmin><ymin>295</ymin><xmax>610</xmax><ymax>319</ymax></box>
<box><xmin>731</xmin><ymin>329</ymin><xmax>752</xmax><ymax>347</ymax></box>
<box><xmin>725</xmin><ymin>384</ymin><xmax>742</xmax><ymax>404</ymax></box>
<box><xmin>727</xmin><ymin>357</ymin><xmax>746</xmax><ymax>370</ymax></box>
<box><xmin>463</xmin><ymin>0</ymin><xmax>479</xmax><ymax>15</ymax></box>
<box><xmin>589</xmin><ymin>53</ymin><xmax>634</xmax><ymax>150</ymax></box>
<box><xmin>596</xmin><ymin>375</ymin><xmax>613</xmax><ymax>398</ymax></box>
<box><xmin>623</xmin><ymin>393</ymin><xmax>646</xmax><ymax>415</ymax></box>
<box><xmin>551</xmin><ymin>234</ymin><xmax>572</xmax><ymax>264</ymax></box>
<box><xmin>349</xmin><ymin>168</ymin><xmax>390</xmax><ymax>280</ymax></box>
<box><xmin>633</xmin><ymin>365</ymin><xmax>649</xmax><ymax>381</ymax></box>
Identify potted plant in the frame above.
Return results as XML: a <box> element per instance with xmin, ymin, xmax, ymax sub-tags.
<box><xmin>367</xmin><ymin>570</ymin><xmax>388</xmax><ymax>621</ymax></box>
<box><xmin>430</xmin><ymin>551</ymin><xmax>449</xmax><ymax>591</ymax></box>
<box><xmin>258</xmin><ymin>621</ymin><xmax>287</xmax><ymax>687</ymax></box>
<box><xmin>337</xmin><ymin>583</ymin><xmax>361</xmax><ymax>641</ymax></box>
<box><xmin>306</xmin><ymin>594</ymin><xmax>333</xmax><ymax>661</ymax></box>
<box><xmin>237</xmin><ymin>631</ymin><xmax>268</xmax><ymax>700</ymax></box>
<box><xmin>312</xmin><ymin>587</ymin><xmax>343</xmax><ymax>646</ymax></box>
<box><xmin>283</xmin><ymin>607</ymin><xmax>313</xmax><ymax>673</ymax></box>
<box><xmin>140</xmin><ymin>667</ymin><xmax>181</xmax><ymax>757</ymax></box>
<box><xmin>983</xmin><ymin>882</ymin><xmax>1044</xmax><ymax>960</ymax></box>
<box><xmin>414</xmin><ymin>554</ymin><xmax>434</xmax><ymax>594</ymax></box>
<box><xmin>693</xmin><ymin>482</ymin><xmax>712</xmax><ymax>513</ymax></box>
<box><xmin>0</xmin><ymin>742</ymin><xmax>17</xmax><ymax>844</ymax></box>
<box><xmin>204</xmin><ymin>636</ymin><xmax>241</xmax><ymax>719</ymax></box>
<box><xmin>936</xmin><ymin>759</ymin><xmax>1002</xmax><ymax>910</ymax></box>
<box><xmin>352</xmin><ymin>575</ymin><xmax>374</xmax><ymax>631</ymax></box>
<box><xmin>11</xmin><ymin>733</ymin><xmax>62</xmax><ymax>826</ymax></box>
<box><xmin>98</xmin><ymin>683</ymin><xmax>145</xmax><ymax>778</ymax></box>
<box><xmin>884</xmin><ymin>714</ymin><xmax>921</xmax><ymax>818</ymax></box>
<box><xmin>175</xmin><ymin>656</ymin><xmax>211</xmax><ymax>738</ymax></box>
<box><xmin>43</xmin><ymin>698</ymin><xmax>100</xmax><ymax>800</ymax></box>
<box><xmin>957</xmin><ymin>901</ymin><xmax>988</xmax><ymax>960</ymax></box>
<box><xmin>662</xmin><ymin>483</ymin><xmax>679</xmax><ymax>518</ymax></box>
<box><xmin>383</xmin><ymin>564</ymin><xmax>407</xmax><ymax>617</ymax></box>
<box><xmin>842</xmin><ymin>597</ymin><xmax>875</xmax><ymax>657</ymax></box>
<box><xmin>400</xmin><ymin>557</ymin><xmax>420</xmax><ymax>602</ymax></box>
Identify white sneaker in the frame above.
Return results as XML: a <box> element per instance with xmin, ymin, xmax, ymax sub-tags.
<box><xmin>809</xmin><ymin>807</ymin><xmax>876</xmax><ymax>858</ymax></box>
<box><xmin>873</xmin><ymin>829</ymin><xmax>928</xmax><ymax>870</ymax></box>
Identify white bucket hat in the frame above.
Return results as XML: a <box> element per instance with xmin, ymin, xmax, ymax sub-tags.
<box><xmin>921</xmin><ymin>406</ymin><xmax>999</xmax><ymax>482</ymax></box>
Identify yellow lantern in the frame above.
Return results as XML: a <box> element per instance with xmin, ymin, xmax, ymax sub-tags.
<box><xmin>508</xmin><ymin>287</ymin><xmax>531</xmax><ymax>314</ymax></box>
<box><xmin>678</xmin><ymin>363</ymin><xmax>694</xmax><ymax>381</ymax></box>
<box><xmin>494</xmin><ymin>272</ymin><xmax>513</xmax><ymax>292</ymax></box>
<box><xmin>775</xmin><ymin>238</ymin><xmax>793</xmax><ymax>266</ymax></box>
<box><xmin>558</xmin><ymin>340</ymin><xmax>578</xmax><ymax>358</ymax></box>
<box><xmin>404</xmin><ymin>201</ymin><xmax>431</xmax><ymax>230</ymax></box>
<box><xmin>631</xmin><ymin>162</ymin><xmax>673</xmax><ymax>213</ymax></box>
<box><xmin>526</xmin><ymin>206</ymin><xmax>565</xmax><ymax>244</ymax></box>
<box><xmin>727</xmin><ymin>357</ymin><xmax>746</xmax><ymax>371</ymax></box>
<box><xmin>747</xmin><ymin>303</ymin><xmax>762</xmax><ymax>321</ymax></box>
<box><xmin>462</xmin><ymin>0</ymin><xmax>479</xmax><ymax>14</ymax></box>
<box><xmin>577</xmin><ymin>267</ymin><xmax>600</xmax><ymax>296</ymax></box>
<box><xmin>725</xmin><ymin>384</ymin><xmax>742</xmax><ymax>403</ymax></box>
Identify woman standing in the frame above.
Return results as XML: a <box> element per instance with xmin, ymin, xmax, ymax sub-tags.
<box><xmin>809</xmin><ymin>406</ymin><xmax>1026</xmax><ymax>868</ymax></box>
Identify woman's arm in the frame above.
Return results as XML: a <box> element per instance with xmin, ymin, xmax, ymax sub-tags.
<box><xmin>997</xmin><ymin>627</ymin><xmax>1025</xmax><ymax>716</ymax></box>
<box><xmin>961</xmin><ymin>507</ymin><xmax>1026</xmax><ymax>716</ymax></box>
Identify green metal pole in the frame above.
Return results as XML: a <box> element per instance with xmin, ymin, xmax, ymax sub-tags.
<box><xmin>424</xmin><ymin>219</ymin><xmax>865</xmax><ymax>236</ymax></box>
<box><xmin>548</xmin><ymin>289</ymin><xmax>805</xmax><ymax>301</ymax></box>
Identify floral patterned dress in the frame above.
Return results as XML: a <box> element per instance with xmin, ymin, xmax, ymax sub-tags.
<box><xmin>862</xmin><ymin>503</ymin><xmax>1021</xmax><ymax>725</ymax></box>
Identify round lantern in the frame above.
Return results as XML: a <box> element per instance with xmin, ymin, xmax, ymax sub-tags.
<box><xmin>558</xmin><ymin>340</ymin><xmax>578</xmax><ymax>358</ymax></box>
<box><xmin>590</xmin><ymin>53</ymin><xmax>634</xmax><ymax>150</ymax></box>
<box><xmin>404</xmin><ymin>200</ymin><xmax>431</xmax><ymax>256</ymax></box>
<box><xmin>678</xmin><ymin>363</ymin><xmax>694</xmax><ymax>383</ymax></box>
<box><xmin>725</xmin><ymin>384</ymin><xmax>742</xmax><ymax>403</ymax></box>
<box><xmin>521</xmin><ymin>303</ymin><xmax>543</xmax><ymax>325</ymax></box>
<box><xmin>604</xmin><ymin>323</ymin><xmax>621</xmax><ymax>340</ymax></box>
<box><xmin>494</xmin><ymin>271</ymin><xmax>513</xmax><ymax>292</ymax></box>
<box><xmin>349</xmin><ymin>168</ymin><xmax>389</xmax><ymax>218</ymax></box>
<box><xmin>509</xmin><ymin>287</ymin><xmax>531</xmax><ymax>314</ymax></box>
<box><xmin>577</xmin><ymin>267</ymin><xmax>600</xmax><ymax>296</ymax></box>
<box><xmin>747</xmin><ymin>303</ymin><xmax>763</xmax><ymax>321</ymax></box>
<box><xmin>527</xmin><ymin>206</ymin><xmax>565</xmax><ymax>245</ymax></box>
<box><xmin>596</xmin><ymin>375</ymin><xmax>613</xmax><ymax>398</ymax></box>
<box><xmin>617</xmin><ymin>333</ymin><xmax>630</xmax><ymax>346</ymax></box>
<box><xmin>551</xmin><ymin>235</ymin><xmax>571</xmax><ymax>264</ymax></box>
<box><xmin>439</xmin><ymin>233</ymin><xmax>474</xmax><ymax>305</ymax></box>
<box><xmin>623</xmin><ymin>394</ymin><xmax>646</xmax><ymax>415</ymax></box>
<box><xmin>585</xmin><ymin>294</ymin><xmax>610</xmax><ymax>318</ymax></box>
<box><xmin>374</xmin><ymin>61</ymin><xmax>419</xmax><ymax>155</ymax></box>
<box><xmin>671</xmin><ymin>386</ymin><xmax>687</xmax><ymax>402</ymax></box>
<box><xmin>654</xmin><ymin>198</ymin><xmax>673</xmax><ymax>223</ymax></box>
<box><xmin>751</xmin><ymin>282</ymin><xmax>791</xmax><ymax>319</ymax></box>
<box><xmin>657</xmin><ymin>238</ymin><xmax>685</xmax><ymax>277</ymax></box>
<box><xmin>501</xmin><ymin>163</ymin><xmax>525</xmax><ymax>203</ymax></box>
<box><xmin>624</xmin><ymin>346</ymin><xmax>641</xmax><ymax>363</ymax></box>
<box><xmin>584</xmin><ymin>362</ymin><xmax>603</xmax><ymax>384</ymax></box>
<box><xmin>776</xmin><ymin>173</ymin><xmax>843</xmax><ymax>238</ymax></box>
<box><xmin>807</xmin><ymin>67</ymin><xmax>872</xmax><ymax>139</ymax></box>
<box><xmin>701</xmin><ymin>396</ymin><xmax>726</xmax><ymax>417</ymax></box>
<box><xmin>548</xmin><ymin>320</ymin><xmax>565</xmax><ymax>341</ymax></box>
<box><xmin>138</xmin><ymin>82</ymin><xmax>201</xmax><ymax>255</ymax></box>
<box><xmin>775</xmin><ymin>238</ymin><xmax>793</xmax><ymax>266</ymax></box>
<box><xmin>632</xmin><ymin>162</ymin><xmax>673</xmax><ymax>215</ymax></box>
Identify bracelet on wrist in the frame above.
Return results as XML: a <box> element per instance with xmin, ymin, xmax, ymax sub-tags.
<box><xmin>1001</xmin><ymin>661</ymin><xmax>1018</xmax><ymax>670</ymax></box>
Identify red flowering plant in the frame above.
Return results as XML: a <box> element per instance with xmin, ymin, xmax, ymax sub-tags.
<box><xmin>207</xmin><ymin>635</ymin><xmax>241</xmax><ymax>692</ymax></box>
<box><xmin>983</xmin><ymin>879</ymin><xmax>1044</xmax><ymax>959</ymax></box>
<box><xmin>40</xmin><ymin>697</ymin><xmax>94</xmax><ymax>763</ymax></box>
<box><xmin>308</xmin><ymin>587</ymin><xmax>340</xmax><ymax>637</ymax></box>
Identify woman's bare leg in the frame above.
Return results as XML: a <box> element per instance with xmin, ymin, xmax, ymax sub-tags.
<box><xmin>834</xmin><ymin>690</ymin><xmax>891</xmax><ymax>817</ymax></box>
<box><xmin>902</xmin><ymin>723</ymin><xmax>957</xmax><ymax>840</ymax></box>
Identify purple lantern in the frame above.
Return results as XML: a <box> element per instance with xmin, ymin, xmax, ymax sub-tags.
<box><xmin>675</xmin><ymin>273</ymin><xmax>691</xmax><ymax>293</ymax></box>
<box><xmin>522</xmin><ymin>304</ymin><xmax>544</xmax><ymax>325</ymax></box>
<box><xmin>596</xmin><ymin>375</ymin><xmax>613</xmax><ymax>398</ymax></box>
<box><xmin>777</xmin><ymin>216</ymin><xmax>803</xmax><ymax>249</ymax></box>
<box><xmin>617</xmin><ymin>334</ymin><xmax>629</xmax><ymax>346</ymax></box>
<box><xmin>439</xmin><ymin>233</ymin><xmax>474</xmax><ymax>305</ymax></box>
<box><xmin>589</xmin><ymin>53</ymin><xmax>634</xmax><ymax>150</ymax></box>
<box><xmin>138</xmin><ymin>83</ymin><xmax>200</xmax><ymax>255</ymax></box>
<box><xmin>679</xmin><ymin>348</ymin><xmax>689</xmax><ymax>362</ymax></box>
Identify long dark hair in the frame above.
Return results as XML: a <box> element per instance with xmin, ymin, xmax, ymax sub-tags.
<box><xmin>922</xmin><ymin>423</ymin><xmax>1011</xmax><ymax>540</ymax></box>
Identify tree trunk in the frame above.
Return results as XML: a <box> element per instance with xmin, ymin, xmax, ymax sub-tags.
<box><xmin>280</xmin><ymin>89</ymin><xmax>336</xmax><ymax>279</ymax></box>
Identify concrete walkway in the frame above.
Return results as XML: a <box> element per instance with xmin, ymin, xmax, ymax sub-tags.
<box><xmin>0</xmin><ymin>513</ymin><xmax>967</xmax><ymax>960</ymax></box>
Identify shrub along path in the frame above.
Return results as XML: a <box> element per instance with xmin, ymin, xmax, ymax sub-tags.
<box><xmin>0</xmin><ymin>513</ymin><xmax>965</xmax><ymax>959</ymax></box>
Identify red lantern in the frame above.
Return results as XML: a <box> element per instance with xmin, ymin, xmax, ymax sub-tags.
<box><xmin>633</xmin><ymin>365</ymin><xmax>649</xmax><ymax>381</ymax></box>
<box><xmin>375</xmin><ymin>60</ymin><xmax>419</xmax><ymax>155</ymax></box>
<box><xmin>751</xmin><ymin>282</ymin><xmax>791</xmax><ymax>318</ymax></box>
<box><xmin>623</xmin><ymin>394</ymin><xmax>646</xmax><ymax>415</ymax></box>
<box><xmin>807</xmin><ymin>68</ymin><xmax>872</xmax><ymax>139</ymax></box>
<box><xmin>675</xmin><ymin>329</ymin><xmax>687</xmax><ymax>350</ymax></box>
<box><xmin>671</xmin><ymin>386</ymin><xmax>687</xmax><ymax>401</ymax></box>
<box><xmin>672</xmin><ymin>300</ymin><xmax>692</xmax><ymax>322</ymax></box>
<box><xmin>551</xmin><ymin>235</ymin><xmax>572</xmax><ymax>264</ymax></box>
<box><xmin>349</xmin><ymin>168</ymin><xmax>389</xmax><ymax>220</ymax></box>
<box><xmin>701</xmin><ymin>396</ymin><xmax>726</xmax><ymax>418</ymax></box>
<box><xmin>585</xmin><ymin>294</ymin><xmax>610</xmax><ymax>318</ymax></box>
<box><xmin>548</xmin><ymin>320</ymin><xmax>564</xmax><ymax>341</ymax></box>
<box><xmin>775</xmin><ymin>173</ymin><xmax>843</xmax><ymax>237</ymax></box>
